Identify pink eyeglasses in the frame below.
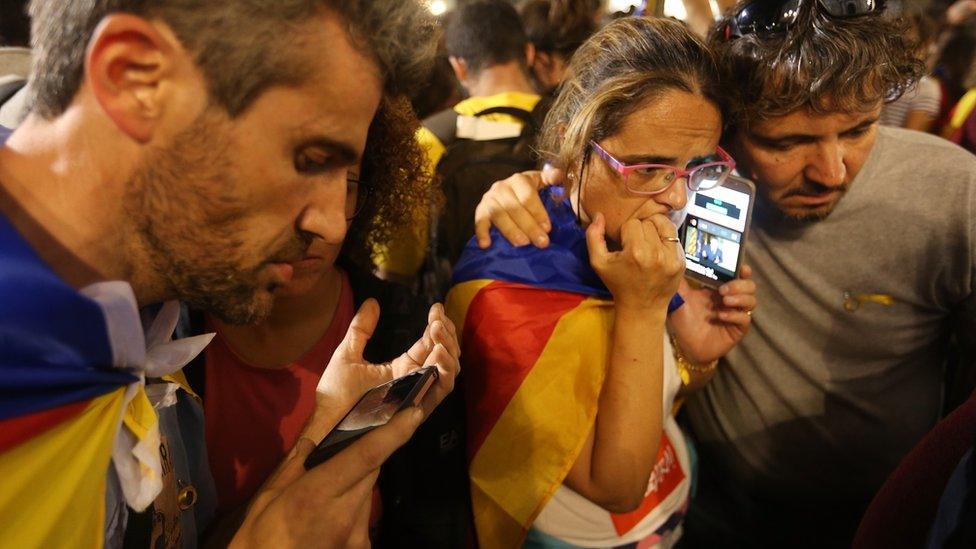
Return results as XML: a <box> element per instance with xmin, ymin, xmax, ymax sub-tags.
<box><xmin>589</xmin><ymin>140</ymin><xmax>736</xmax><ymax>195</ymax></box>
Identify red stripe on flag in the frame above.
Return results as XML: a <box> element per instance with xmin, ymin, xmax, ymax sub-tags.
<box><xmin>462</xmin><ymin>281</ymin><xmax>586</xmax><ymax>459</ymax></box>
<box><xmin>0</xmin><ymin>399</ymin><xmax>90</xmax><ymax>452</ymax></box>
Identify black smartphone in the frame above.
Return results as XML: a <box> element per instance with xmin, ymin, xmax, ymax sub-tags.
<box><xmin>304</xmin><ymin>366</ymin><xmax>438</xmax><ymax>470</ymax></box>
<box><xmin>679</xmin><ymin>175</ymin><xmax>757</xmax><ymax>288</ymax></box>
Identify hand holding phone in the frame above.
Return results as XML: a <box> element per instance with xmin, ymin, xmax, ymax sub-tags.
<box><xmin>304</xmin><ymin>366</ymin><xmax>439</xmax><ymax>469</ymax></box>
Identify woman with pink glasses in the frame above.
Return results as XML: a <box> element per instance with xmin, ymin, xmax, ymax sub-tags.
<box><xmin>445</xmin><ymin>17</ymin><xmax>755</xmax><ymax>549</ymax></box>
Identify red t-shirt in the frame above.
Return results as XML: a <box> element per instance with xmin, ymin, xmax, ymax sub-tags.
<box><xmin>204</xmin><ymin>272</ymin><xmax>355</xmax><ymax>515</ymax></box>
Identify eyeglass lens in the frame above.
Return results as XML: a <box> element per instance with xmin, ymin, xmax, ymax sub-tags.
<box><xmin>345</xmin><ymin>179</ymin><xmax>370</xmax><ymax>221</ymax></box>
<box><xmin>623</xmin><ymin>163</ymin><xmax>730</xmax><ymax>194</ymax></box>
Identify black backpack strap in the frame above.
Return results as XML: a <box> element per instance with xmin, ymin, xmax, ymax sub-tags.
<box><xmin>471</xmin><ymin>105</ymin><xmax>534</xmax><ymax>125</ymax></box>
<box><xmin>0</xmin><ymin>78</ymin><xmax>26</xmax><ymax>109</ymax></box>
<box><xmin>422</xmin><ymin>108</ymin><xmax>460</xmax><ymax>149</ymax></box>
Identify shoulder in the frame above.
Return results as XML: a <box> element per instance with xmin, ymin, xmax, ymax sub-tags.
<box><xmin>874</xmin><ymin>127</ymin><xmax>976</xmax><ymax>173</ymax></box>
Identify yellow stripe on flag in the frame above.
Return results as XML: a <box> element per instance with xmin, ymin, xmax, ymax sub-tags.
<box><xmin>0</xmin><ymin>389</ymin><xmax>126</xmax><ymax>549</ymax></box>
<box><xmin>446</xmin><ymin>279</ymin><xmax>493</xmax><ymax>337</ymax></box>
<box><xmin>470</xmin><ymin>297</ymin><xmax>613</xmax><ymax>548</ymax></box>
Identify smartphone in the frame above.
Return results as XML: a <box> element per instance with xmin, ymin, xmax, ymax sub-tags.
<box><xmin>679</xmin><ymin>175</ymin><xmax>756</xmax><ymax>288</ymax></box>
<box><xmin>304</xmin><ymin>366</ymin><xmax>438</xmax><ymax>470</ymax></box>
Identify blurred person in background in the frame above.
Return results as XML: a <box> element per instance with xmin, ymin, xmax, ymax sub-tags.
<box><xmin>375</xmin><ymin>0</ymin><xmax>541</xmax><ymax>284</ymax></box>
<box><xmin>519</xmin><ymin>0</ymin><xmax>598</xmax><ymax>95</ymax></box>
<box><xmin>880</xmin><ymin>11</ymin><xmax>943</xmax><ymax>132</ymax></box>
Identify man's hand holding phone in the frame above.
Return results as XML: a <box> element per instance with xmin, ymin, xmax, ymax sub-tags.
<box><xmin>231</xmin><ymin>300</ymin><xmax>460</xmax><ymax>549</ymax></box>
<box><xmin>309</xmin><ymin>299</ymin><xmax>459</xmax><ymax>437</ymax></box>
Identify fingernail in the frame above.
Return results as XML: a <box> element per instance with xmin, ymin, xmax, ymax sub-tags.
<box><xmin>719</xmin><ymin>285</ymin><xmax>729</xmax><ymax>295</ymax></box>
<box><xmin>515</xmin><ymin>237</ymin><xmax>530</xmax><ymax>246</ymax></box>
<box><xmin>542</xmin><ymin>221</ymin><xmax>551</xmax><ymax>231</ymax></box>
<box><xmin>535</xmin><ymin>235</ymin><xmax>549</xmax><ymax>247</ymax></box>
<box><xmin>478</xmin><ymin>239</ymin><xmax>489</xmax><ymax>248</ymax></box>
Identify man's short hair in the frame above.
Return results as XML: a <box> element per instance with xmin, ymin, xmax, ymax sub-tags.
<box><xmin>708</xmin><ymin>2</ymin><xmax>924</xmax><ymax>127</ymax></box>
<box><xmin>27</xmin><ymin>0</ymin><xmax>437</xmax><ymax>119</ymax></box>
<box><xmin>445</xmin><ymin>0</ymin><xmax>529</xmax><ymax>74</ymax></box>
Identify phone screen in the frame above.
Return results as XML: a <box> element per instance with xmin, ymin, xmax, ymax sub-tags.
<box><xmin>680</xmin><ymin>181</ymin><xmax>754</xmax><ymax>286</ymax></box>
<box><xmin>304</xmin><ymin>366</ymin><xmax>437</xmax><ymax>469</ymax></box>
<box><xmin>336</xmin><ymin>368</ymin><xmax>432</xmax><ymax>431</ymax></box>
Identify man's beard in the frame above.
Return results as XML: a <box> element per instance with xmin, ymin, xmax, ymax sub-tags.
<box><xmin>767</xmin><ymin>181</ymin><xmax>849</xmax><ymax>223</ymax></box>
<box><xmin>123</xmin><ymin>110</ymin><xmax>310</xmax><ymax>325</ymax></box>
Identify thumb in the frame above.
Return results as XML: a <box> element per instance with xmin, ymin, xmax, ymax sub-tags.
<box><xmin>305</xmin><ymin>406</ymin><xmax>425</xmax><ymax>492</ymax></box>
<box><xmin>585</xmin><ymin>212</ymin><xmax>609</xmax><ymax>268</ymax></box>
<box><xmin>337</xmin><ymin>298</ymin><xmax>380</xmax><ymax>362</ymax></box>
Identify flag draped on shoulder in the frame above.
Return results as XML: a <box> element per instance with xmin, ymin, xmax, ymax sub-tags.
<box><xmin>0</xmin><ymin>212</ymin><xmax>211</xmax><ymax>548</ymax></box>
<box><xmin>446</xmin><ymin>188</ymin><xmax>682</xmax><ymax>548</ymax></box>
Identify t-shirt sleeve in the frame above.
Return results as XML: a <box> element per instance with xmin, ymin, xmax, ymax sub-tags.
<box><xmin>908</xmin><ymin>77</ymin><xmax>942</xmax><ymax>118</ymax></box>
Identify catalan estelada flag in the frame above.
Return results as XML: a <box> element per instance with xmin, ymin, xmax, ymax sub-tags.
<box><xmin>0</xmin><ymin>211</ymin><xmax>140</xmax><ymax>548</ymax></box>
<box><xmin>446</xmin><ymin>189</ymin><xmax>683</xmax><ymax>548</ymax></box>
<box><xmin>0</xmin><ymin>208</ymin><xmax>212</xmax><ymax>548</ymax></box>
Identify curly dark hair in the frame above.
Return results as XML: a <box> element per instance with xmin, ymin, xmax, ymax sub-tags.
<box><xmin>445</xmin><ymin>0</ymin><xmax>528</xmax><ymax>74</ymax></box>
<box><xmin>340</xmin><ymin>94</ymin><xmax>436</xmax><ymax>270</ymax></box>
<box><xmin>708</xmin><ymin>2</ymin><xmax>925</xmax><ymax>127</ymax></box>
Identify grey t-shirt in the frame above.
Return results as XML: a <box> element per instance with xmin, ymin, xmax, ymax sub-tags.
<box><xmin>686</xmin><ymin>127</ymin><xmax>976</xmax><ymax>503</ymax></box>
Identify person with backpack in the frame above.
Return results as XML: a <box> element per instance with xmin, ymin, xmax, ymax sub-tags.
<box><xmin>375</xmin><ymin>0</ymin><xmax>543</xmax><ymax>285</ymax></box>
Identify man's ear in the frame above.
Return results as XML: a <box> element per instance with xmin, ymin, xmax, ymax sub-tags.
<box><xmin>85</xmin><ymin>14</ymin><xmax>183</xmax><ymax>143</ymax></box>
<box><xmin>448</xmin><ymin>56</ymin><xmax>468</xmax><ymax>84</ymax></box>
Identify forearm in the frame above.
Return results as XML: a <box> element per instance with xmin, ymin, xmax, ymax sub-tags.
<box><xmin>571</xmin><ymin>304</ymin><xmax>667</xmax><ymax>510</ymax></box>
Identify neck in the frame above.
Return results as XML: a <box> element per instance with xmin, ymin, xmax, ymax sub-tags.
<box><xmin>0</xmin><ymin>112</ymin><xmax>155</xmax><ymax>300</ymax></box>
<box><xmin>211</xmin><ymin>267</ymin><xmax>344</xmax><ymax>368</ymax></box>
<box><xmin>465</xmin><ymin>62</ymin><xmax>536</xmax><ymax>99</ymax></box>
